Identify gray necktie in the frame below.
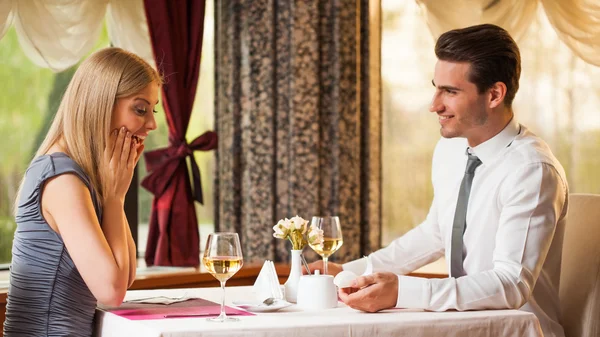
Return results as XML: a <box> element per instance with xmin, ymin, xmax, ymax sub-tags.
<box><xmin>450</xmin><ymin>150</ymin><xmax>482</xmax><ymax>278</ymax></box>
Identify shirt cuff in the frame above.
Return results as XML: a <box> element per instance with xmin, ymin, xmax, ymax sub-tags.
<box><xmin>342</xmin><ymin>257</ymin><xmax>368</xmax><ymax>275</ymax></box>
<box><xmin>396</xmin><ymin>275</ymin><xmax>430</xmax><ymax>309</ymax></box>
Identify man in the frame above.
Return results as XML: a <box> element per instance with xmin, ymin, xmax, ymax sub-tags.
<box><xmin>309</xmin><ymin>24</ymin><xmax>568</xmax><ymax>337</ymax></box>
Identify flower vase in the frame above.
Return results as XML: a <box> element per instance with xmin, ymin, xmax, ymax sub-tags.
<box><xmin>284</xmin><ymin>249</ymin><xmax>303</xmax><ymax>303</ymax></box>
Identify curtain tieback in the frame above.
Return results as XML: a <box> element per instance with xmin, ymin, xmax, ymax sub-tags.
<box><xmin>141</xmin><ymin>131</ymin><xmax>218</xmax><ymax>204</ymax></box>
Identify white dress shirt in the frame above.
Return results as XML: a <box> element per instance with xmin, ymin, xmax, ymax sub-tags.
<box><xmin>344</xmin><ymin>118</ymin><xmax>568</xmax><ymax>337</ymax></box>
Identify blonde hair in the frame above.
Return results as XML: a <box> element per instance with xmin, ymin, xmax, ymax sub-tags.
<box><xmin>15</xmin><ymin>47</ymin><xmax>162</xmax><ymax>211</ymax></box>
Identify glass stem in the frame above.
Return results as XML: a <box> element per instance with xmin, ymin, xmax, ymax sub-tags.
<box><xmin>220</xmin><ymin>280</ymin><xmax>226</xmax><ymax>318</ymax></box>
<box><xmin>323</xmin><ymin>256</ymin><xmax>329</xmax><ymax>275</ymax></box>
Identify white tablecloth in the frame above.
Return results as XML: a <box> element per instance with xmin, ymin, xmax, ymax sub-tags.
<box><xmin>94</xmin><ymin>286</ymin><xmax>543</xmax><ymax>337</ymax></box>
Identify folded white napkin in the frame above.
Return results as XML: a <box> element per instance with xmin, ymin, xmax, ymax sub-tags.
<box><xmin>253</xmin><ymin>260</ymin><xmax>283</xmax><ymax>302</ymax></box>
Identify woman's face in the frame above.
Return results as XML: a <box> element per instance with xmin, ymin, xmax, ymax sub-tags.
<box><xmin>110</xmin><ymin>82</ymin><xmax>159</xmax><ymax>145</ymax></box>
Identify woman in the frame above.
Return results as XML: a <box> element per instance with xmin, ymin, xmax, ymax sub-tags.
<box><xmin>4</xmin><ymin>47</ymin><xmax>161</xmax><ymax>336</ymax></box>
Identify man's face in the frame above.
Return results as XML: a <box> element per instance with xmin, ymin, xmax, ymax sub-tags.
<box><xmin>430</xmin><ymin>60</ymin><xmax>490</xmax><ymax>146</ymax></box>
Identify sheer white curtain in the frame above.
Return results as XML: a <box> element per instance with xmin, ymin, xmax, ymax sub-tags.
<box><xmin>381</xmin><ymin>1</ymin><xmax>600</xmax><ymax>244</ymax></box>
<box><xmin>0</xmin><ymin>0</ymin><xmax>153</xmax><ymax>72</ymax></box>
<box><xmin>0</xmin><ymin>0</ymin><xmax>13</xmax><ymax>39</ymax></box>
<box><xmin>106</xmin><ymin>0</ymin><xmax>155</xmax><ymax>69</ymax></box>
<box><xmin>416</xmin><ymin>0</ymin><xmax>537</xmax><ymax>41</ymax></box>
<box><xmin>541</xmin><ymin>0</ymin><xmax>600</xmax><ymax>66</ymax></box>
<box><xmin>416</xmin><ymin>0</ymin><xmax>600</xmax><ymax>66</ymax></box>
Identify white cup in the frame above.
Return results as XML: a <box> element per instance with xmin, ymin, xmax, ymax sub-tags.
<box><xmin>297</xmin><ymin>270</ymin><xmax>338</xmax><ymax>310</ymax></box>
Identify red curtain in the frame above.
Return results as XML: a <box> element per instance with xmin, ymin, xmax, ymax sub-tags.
<box><xmin>142</xmin><ymin>0</ymin><xmax>217</xmax><ymax>266</ymax></box>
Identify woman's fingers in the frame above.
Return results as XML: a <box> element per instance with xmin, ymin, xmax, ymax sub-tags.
<box><xmin>129</xmin><ymin>141</ymin><xmax>143</xmax><ymax>168</ymax></box>
<box><xmin>120</xmin><ymin>131</ymin><xmax>132</xmax><ymax>165</ymax></box>
<box><xmin>109</xmin><ymin>126</ymin><xmax>143</xmax><ymax>173</ymax></box>
<box><xmin>105</xmin><ymin>129</ymin><xmax>118</xmax><ymax>163</ymax></box>
<box><xmin>112</xmin><ymin>127</ymin><xmax>126</xmax><ymax>165</ymax></box>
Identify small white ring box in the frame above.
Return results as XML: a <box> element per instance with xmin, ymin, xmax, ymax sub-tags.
<box><xmin>297</xmin><ymin>270</ymin><xmax>338</xmax><ymax>310</ymax></box>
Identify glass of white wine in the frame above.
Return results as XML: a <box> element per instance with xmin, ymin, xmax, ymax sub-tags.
<box><xmin>309</xmin><ymin>216</ymin><xmax>343</xmax><ymax>275</ymax></box>
<box><xmin>202</xmin><ymin>232</ymin><xmax>243</xmax><ymax>322</ymax></box>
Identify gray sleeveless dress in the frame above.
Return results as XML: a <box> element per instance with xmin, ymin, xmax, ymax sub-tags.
<box><xmin>4</xmin><ymin>152</ymin><xmax>101</xmax><ymax>337</ymax></box>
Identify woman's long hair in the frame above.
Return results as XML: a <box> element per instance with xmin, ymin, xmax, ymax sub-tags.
<box><xmin>15</xmin><ymin>47</ymin><xmax>161</xmax><ymax>212</ymax></box>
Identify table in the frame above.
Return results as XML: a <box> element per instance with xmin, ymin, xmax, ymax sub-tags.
<box><xmin>94</xmin><ymin>286</ymin><xmax>543</xmax><ymax>337</ymax></box>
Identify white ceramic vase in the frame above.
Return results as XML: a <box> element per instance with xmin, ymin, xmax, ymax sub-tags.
<box><xmin>284</xmin><ymin>249</ymin><xmax>303</xmax><ymax>303</ymax></box>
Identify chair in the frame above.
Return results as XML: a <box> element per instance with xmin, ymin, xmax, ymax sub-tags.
<box><xmin>560</xmin><ymin>193</ymin><xmax>600</xmax><ymax>337</ymax></box>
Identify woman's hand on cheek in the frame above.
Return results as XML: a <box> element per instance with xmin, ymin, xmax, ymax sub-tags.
<box><xmin>102</xmin><ymin>126</ymin><xmax>137</xmax><ymax>203</ymax></box>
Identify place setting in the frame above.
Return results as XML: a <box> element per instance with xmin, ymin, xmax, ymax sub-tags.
<box><xmin>263</xmin><ymin>215</ymin><xmax>363</xmax><ymax>312</ymax></box>
<box><xmin>100</xmin><ymin>232</ymin><xmax>254</xmax><ymax>321</ymax></box>
<box><xmin>231</xmin><ymin>214</ymin><xmax>348</xmax><ymax>314</ymax></box>
<box><xmin>231</xmin><ymin>260</ymin><xmax>292</xmax><ymax>313</ymax></box>
<box><xmin>98</xmin><ymin>214</ymin><xmax>365</xmax><ymax>322</ymax></box>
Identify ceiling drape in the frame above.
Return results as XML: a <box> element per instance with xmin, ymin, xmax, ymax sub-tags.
<box><xmin>416</xmin><ymin>0</ymin><xmax>600</xmax><ymax>66</ymax></box>
<box><xmin>0</xmin><ymin>0</ymin><xmax>154</xmax><ymax>72</ymax></box>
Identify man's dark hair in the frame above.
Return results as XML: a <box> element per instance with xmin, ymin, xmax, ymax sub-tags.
<box><xmin>435</xmin><ymin>24</ymin><xmax>521</xmax><ymax>107</ymax></box>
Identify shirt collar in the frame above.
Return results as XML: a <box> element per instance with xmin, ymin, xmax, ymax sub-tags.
<box><xmin>470</xmin><ymin>118</ymin><xmax>520</xmax><ymax>164</ymax></box>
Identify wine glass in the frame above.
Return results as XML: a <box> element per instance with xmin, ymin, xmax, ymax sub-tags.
<box><xmin>309</xmin><ymin>216</ymin><xmax>343</xmax><ymax>275</ymax></box>
<box><xmin>202</xmin><ymin>232</ymin><xmax>243</xmax><ymax>322</ymax></box>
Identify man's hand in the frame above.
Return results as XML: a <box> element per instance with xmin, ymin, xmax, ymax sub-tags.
<box><xmin>338</xmin><ymin>272</ymin><xmax>399</xmax><ymax>312</ymax></box>
<box><xmin>305</xmin><ymin>260</ymin><xmax>343</xmax><ymax>276</ymax></box>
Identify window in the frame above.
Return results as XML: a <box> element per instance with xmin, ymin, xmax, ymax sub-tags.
<box><xmin>187</xmin><ymin>0</ymin><xmax>216</xmax><ymax>248</ymax></box>
<box><xmin>381</xmin><ymin>1</ymin><xmax>600</xmax><ymax>245</ymax></box>
<box><xmin>0</xmin><ymin>0</ymin><xmax>216</xmax><ymax>267</ymax></box>
<box><xmin>0</xmin><ymin>26</ymin><xmax>110</xmax><ymax>266</ymax></box>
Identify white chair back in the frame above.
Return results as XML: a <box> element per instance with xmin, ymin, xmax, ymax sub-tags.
<box><xmin>560</xmin><ymin>193</ymin><xmax>600</xmax><ymax>337</ymax></box>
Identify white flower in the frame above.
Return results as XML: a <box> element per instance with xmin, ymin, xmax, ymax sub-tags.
<box><xmin>273</xmin><ymin>215</ymin><xmax>311</xmax><ymax>250</ymax></box>
<box><xmin>272</xmin><ymin>218</ymin><xmax>291</xmax><ymax>239</ymax></box>
<box><xmin>308</xmin><ymin>224</ymin><xmax>324</xmax><ymax>246</ymax></box>
<box><xmin>290</xmin><ymin>215</ymin><xmax>308</xmax><ymax>234</ymax></box>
